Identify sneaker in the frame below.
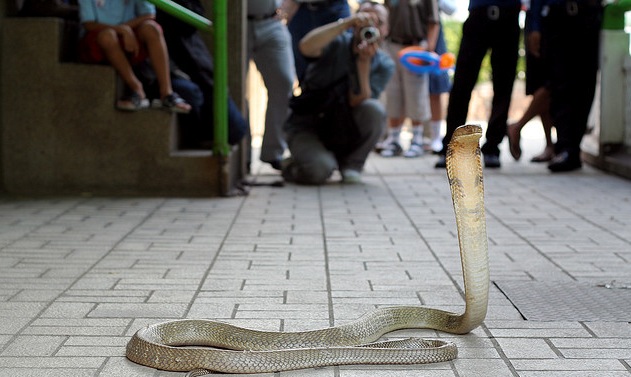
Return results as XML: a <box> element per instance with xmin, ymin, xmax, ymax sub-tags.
<box><xmin>374</xmin><ymin>139</ymin><xmax>388</xmax><ymax>153</ymax></box>
<box><xmin>430</xmin><ymin>138</ymin><xmax>443</xmax><ymax>153</ymax></box>
<box><xmin>403</xmin><ymin>142</ymin><xmax>424</xmax><ymax>158</ymax></box>
<box><xmin>261</xmin><ymin>159</ymin><xmax>282</xmax><ymax>171</ymax></box>
<box><xmin>341</xmin><ymin>169</ymin><xmax>362</xmax><ymax>184</ymax></box>
<box><xmin>435</xmin><ymin>154</ymin><xmax>446</xmax><ymax>168</ymax></box>
<box><xmin>380</xmin><ymin>142</ymin><xmax>403</xmax><ymax>157</ymax></box>
<box><xmin>116</xmin><ymin>92</ymin><xmax>149</xmax><ymax>111</ymax></box>
<box><xmin>280</xmin><ymin>157</ymin><xmax>296</xmax><ymax>182</ymax></box>
<box><xmin>161</xmin><ymin>92</ymin><xmax>192</xmax><ymax>114</ymax></box>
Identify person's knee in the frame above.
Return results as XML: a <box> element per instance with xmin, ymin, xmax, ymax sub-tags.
<box><xmin>96</xmin><ymin>28</ymin><xmax>119</xmax><ymax>50</ymax></box>
<box><xmin>137</xmin><ymin>19</ymin><xmax>163</xmax><ymax>41</ymax></box>
<box><xmin>290</xmin><ymin>156</ymin><xmax>336</xmax><ymax>185</ymax></box>
<box><xmin>354</xmin><ymin>99</ymin><xmax>386</xmax><ymax>137</ymax></box>
<box><xmin>356</xmin><ymin>98</ymin><xmax>385</xmax><ymax>118</ymax></box>
<box><xmin>266</xmin><ymin>73</ymin><xmax>294</xmax><ymax>104</ymax></box>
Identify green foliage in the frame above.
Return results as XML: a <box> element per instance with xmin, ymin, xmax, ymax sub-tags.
<box><xmin>441</xmin><ymin>19</ymin><xmax>526</xmax><ymax>84</ymax></box>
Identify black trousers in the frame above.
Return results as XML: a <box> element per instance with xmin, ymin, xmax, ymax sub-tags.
<box><xmin>542</xmin><ymin>4</ymin><xmax>603</xmax><ymax>159</ymax></box>
<box><xmin>442</xmin><ymin>5</ymin><xmax>521</xmax><ymax>156</ymax></box>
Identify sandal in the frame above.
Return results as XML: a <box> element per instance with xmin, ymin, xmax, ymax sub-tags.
<box><xmin>403</xmin><ymin>142</ymin><xmax>424</xmax><ymax>158</ymax></box>
<box><xmin>380</xmin><ymin>141</ymin><xmax>403</xmax><ymax>157</ymax></box>
<box><xmin>116</xmin><ymin>92</ymin><xmax>149</xmax><ymax>112</ymax></box>
<box><xmin>161</xmin><ymin>92</ymin><xmax>191</xmax><ymax>114</ymax></box>
<box><xmin>531</xmin><ymin>147</ymin><xmax>555</xmax><ymax>163</ymax></box>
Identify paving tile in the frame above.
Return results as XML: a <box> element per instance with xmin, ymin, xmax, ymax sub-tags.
<box><xmin>0</xmin><ymin>335</ymin><xmax>66</xmax><ymax>356</ymax></box>
<box><xmin>512</xmin><ymin>358</ymin><xmax>628</xmax><ymax>371</ymax></box>
<box><xmin>89</xmin><ymin>303</ymin><xmax>188</xmax><ymax>318</ymax></box>
<box><xmin>1</xmin><ymin>144</ymin><xmax>631</xmax><ymax>376</ymax></box>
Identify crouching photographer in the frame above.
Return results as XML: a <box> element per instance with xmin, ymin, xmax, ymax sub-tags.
<box><xmin>282</xmin><ymin>1</ymin><xmax>394</xmax><ymax>185</ymax></box>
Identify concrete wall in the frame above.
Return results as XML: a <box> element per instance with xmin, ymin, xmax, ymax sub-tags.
<box><xmin>0</xmin><ymin>1</ymin><xmax>248</xmax><ymax>196</ymax></box>
<box><xmin>0</xmin><ymin>16</ymin><xmax>239</xmax><ymax>196</ymax></box>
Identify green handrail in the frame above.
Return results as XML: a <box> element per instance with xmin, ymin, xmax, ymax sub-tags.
<box><xmin>212</xmin><ymin>0</ymin><xmax>230</xmax><ymax>156</ymax></box>
<box><xmin>603</xmin><ymin>0</ymin><xmax>631</xmax><ymax>30</ymax></box>
<box><xmin>146</xmin><ymin>0</ymin><xmax>230</xmax><ymax>157</ymax></box>
<box><xmin>146</xmin><ymin>0</ymin><xmax>212</xmax><ymax>32</ymax></box>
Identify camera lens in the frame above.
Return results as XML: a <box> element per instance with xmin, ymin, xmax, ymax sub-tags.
<box><xmin>359</xmin><ymin>26</ymin><xmax>380</xmax><ymax>44</ymax></box>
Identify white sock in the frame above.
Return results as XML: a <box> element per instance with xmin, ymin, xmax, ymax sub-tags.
<box><xmin>430</xmin><ymin>121</ymin><xmax>443</xmax><ymax>152</ymax></box>
<box><xmin>411</xmin><ymin>125</ymin><xmax>424</xmax><ymax>144</ymax></box>
<box><xmin>430</xmin><ymin>120</ymin><xmax>442</xmax><ymax>140</ymax></box>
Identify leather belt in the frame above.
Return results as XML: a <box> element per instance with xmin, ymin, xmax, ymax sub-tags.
<box><xmin>468</xmin><ymin>5</ymin><xmax>520</xmax><ymax>21</ymax></box>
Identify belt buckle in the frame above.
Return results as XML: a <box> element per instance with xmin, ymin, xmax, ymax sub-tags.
<box><xmin>487</xmin><ymin>5</ymin><xmax>500</xmax><ymax>20</ymax></box>
<box><xmin>566</xmin><ymin>1</ymin><xmax>578</xmax><ymax>15</ymax></box>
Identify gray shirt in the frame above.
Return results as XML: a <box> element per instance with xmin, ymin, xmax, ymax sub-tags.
<box><xmin>247</xmin><ymin>0</ymin><xmax>279</xmax><ymax>17</ymax></box>
<box><xmin>386</xmin><ymin>0</ymin><xmax>439</xmax><ymax>43</ymax></box>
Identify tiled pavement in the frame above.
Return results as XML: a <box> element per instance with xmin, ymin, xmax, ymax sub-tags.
<box><xmin>1</xmin><ymin>132</ymin><xmax>630</xmax><ymax>377</ymax></box>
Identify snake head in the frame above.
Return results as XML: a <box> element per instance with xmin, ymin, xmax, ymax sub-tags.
<box><xmin>452</xmin><ymin>124</ymin><xmax>483</xmax><ymax>142</ymax></box>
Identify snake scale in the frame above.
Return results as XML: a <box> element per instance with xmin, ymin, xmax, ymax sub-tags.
<box><xmin>126</xmin><ymin>124</ymin><xmax>489</xmax><ymax>374</ymax></box>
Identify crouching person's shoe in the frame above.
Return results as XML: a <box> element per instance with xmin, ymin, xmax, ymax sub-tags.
<box><xmin>341</xmin><ymin>169</ymin><xmax>362</xmax><ymax>184</ymax></box>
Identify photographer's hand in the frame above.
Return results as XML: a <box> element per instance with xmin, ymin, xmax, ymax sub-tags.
<box><xmin>349</xmin><ymin>39</ymin><xmax>377</xmax><ymax>107</ymax></box>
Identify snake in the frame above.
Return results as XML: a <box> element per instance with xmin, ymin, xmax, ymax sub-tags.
<box><xmin>126</xmin><ymin>124</ymin><xmax>489</xmax><ymax>374</ymax></box>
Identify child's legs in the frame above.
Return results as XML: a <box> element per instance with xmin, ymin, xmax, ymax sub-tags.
<box><xmin>135</xmin><ymin>20</ymin><xmax>172</xmax><ymax>98</ymax></box>
<box><xmin>89</xmin><ymin>28</ymin><xmax>144</xmax><ymax>96</ymax></box>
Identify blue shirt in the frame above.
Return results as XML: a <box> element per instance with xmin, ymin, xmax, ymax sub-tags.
<box><xmin>78</xmin><ymin>0</ymin><xmax>155</xmax><ymax>25</ymax></box>
<box><xmin>528</xmin><ymin>0</ymin><xmax>598</xmax><ymax>32</ymax></box>
<box><xmin>528</xmin><ymin>0</ymin><xmax>546</xmax><ymax>32</ymax></box>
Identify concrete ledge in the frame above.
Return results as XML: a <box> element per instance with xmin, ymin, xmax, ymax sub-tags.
<box><xmin>583</xmin><ymin>149</ymin><xmax>631</xmax><ymax>180</ymax></box>
<box><xmin>2</xmin><ymin>17</ymin><xmax>239</xmax><ymax>196</ymax></box>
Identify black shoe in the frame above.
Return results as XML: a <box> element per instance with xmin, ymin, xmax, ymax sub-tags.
<box><xmin>548</xmin><ymin>151</ymin><xmax>581</xmax><ymax>172</ymax></box>
<box><xmin>263</xmin><ymin>159</ymin><xmax>282</xmax><ymax>171</ymax></box>
<box><xmin>435</xmin><ymin>155</ymin><xmax>446</xmax><ymax>168</ymax></box>
<box><xmin>280</xmin><ymin>158</ymin><xmax>295</xmax><ymax>182</ymax></box>
<box><xmin>483</xmin><ymin>154</ymin><xmax>501</xmax><ymax>168</ymax></box>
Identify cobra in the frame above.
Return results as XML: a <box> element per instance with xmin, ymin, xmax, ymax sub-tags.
<box><xmin>126</xmin><ymin>124</ymin><xmax>489</xmax><ymax>375</ymax></box>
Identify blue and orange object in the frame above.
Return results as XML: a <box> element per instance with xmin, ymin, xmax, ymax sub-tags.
<box><xmin>398</xmin><ymin>46</ymin><xmax>455</xmax><ymax>75</ymax></box>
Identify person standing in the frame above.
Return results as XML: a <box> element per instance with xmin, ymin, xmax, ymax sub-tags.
<box><xmin>506</xmin><ymin>6</ymin><xmax>554</xmax><ymax>163</ymax></box>
<box><xmin>378</xmin><ymin>0</ymin><xmax>440</xmax><ymax>159</ymax></box>
<box><xmin>247</xmin><ymin>0</ymin><xmax>295</xmax><ymax>170</ymax></box>
<box><xmin>528</xmin><ymin>0</ymin><xmax>603</xmax><ymax>172</ymax></box>
<box><xmin>427</xmin><ymin>0</ymin><xmax>457</xmax><ymax>153</ymax></box>
<box><xmin>281</xmin><ymin>0</ymin><xmax>351</xmax><ymax>84</ymax></box>
<box><xmin>435</xmin><ymin>0</ymin><xmax>521</xmax><ymax>168</ymax></box>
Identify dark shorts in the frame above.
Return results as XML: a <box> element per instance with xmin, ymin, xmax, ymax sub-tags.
<box><xmin>79</xmin><ymin>28</ymin><xmax>149</xmax><ymax>65</ymax></box>
<box><xmin>429</xmin><ymin>23</ymin><xmax>452</xmax><ymax>95</ymax></box>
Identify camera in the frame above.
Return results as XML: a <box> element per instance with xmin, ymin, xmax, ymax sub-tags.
<box><xmin>359</xmin><ymin>26</ymin><xmax>380</xmax><ymax>44</ymax></box>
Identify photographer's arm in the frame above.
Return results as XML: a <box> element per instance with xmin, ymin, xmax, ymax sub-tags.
<box><xmin>299</xmin><ymin>13</ymin><xmax>375</xmax><ymax>58</ymax></box>
<box><xmin>349</xmin><ymin>45</ymin><xmax>375</xmax><ymax>107</ymax></box>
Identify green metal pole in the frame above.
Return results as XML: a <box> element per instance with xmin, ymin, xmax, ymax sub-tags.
<box><xmin>603</xmin><ymin>0</ymin><xmax>631</xmax><ymax>30</ymax></box>
<box><xmin>213</xmin><ymin>0</ymin><xmax>230</xmax><ymax>156</ymax></box>
<box><xmin>145</xmin><ymin>0</ymin><xmax>212</xmax><ymax>32</ymax></box>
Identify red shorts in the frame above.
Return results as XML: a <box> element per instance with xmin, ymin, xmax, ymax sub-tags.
<box><xmin>79</xmin><ymin>28</ymin><xmax>149</xmax><ymax>65</ymax></box>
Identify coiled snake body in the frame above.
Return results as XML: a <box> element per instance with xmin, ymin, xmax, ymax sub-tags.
<box><xmin>126</xmin><ymin>124</ymin><xmax>489</xmax><ymax>374</ymax></box>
